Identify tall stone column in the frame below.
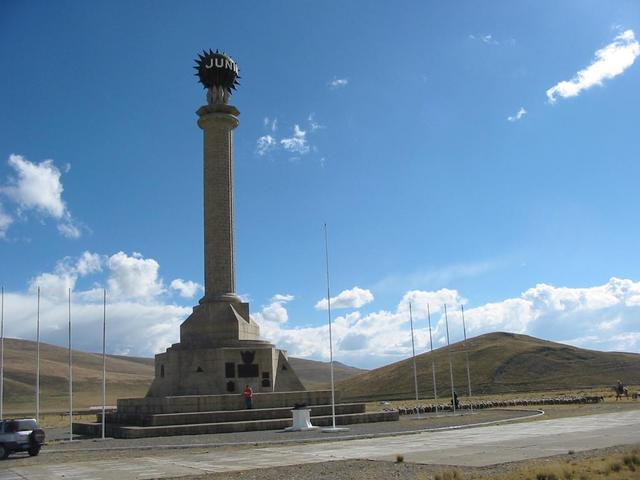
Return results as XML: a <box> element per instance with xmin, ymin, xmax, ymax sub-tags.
<box><xmin>197</xmin><ymin>104</ymin><xmax>241</xmax><ymax>304</ymax></box>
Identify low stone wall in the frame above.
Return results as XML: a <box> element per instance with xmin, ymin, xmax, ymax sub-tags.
<box><xmin>394</xmin><ymin>395</ymin><xmax>603</xmax><ymax>415</ymax></box>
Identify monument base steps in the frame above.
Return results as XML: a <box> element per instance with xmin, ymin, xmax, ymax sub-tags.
<box><xmin>73</xmin><ymin>410</ymin><xmax>398</xmax><ymax>439</ymax></box>
<box><xmin>100</xmin><ymin>403</ymin><xmax>366</xmax><ymax>426</ymax></box>
<box><xmin>72</xmin><ymin>390</ymin><xmax>399</xmax><ymax>439</ymax></box>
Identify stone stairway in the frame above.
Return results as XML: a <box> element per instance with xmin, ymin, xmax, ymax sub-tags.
<box><xmin>73</xmin><ymin>390</ymin><xmax>398</xmax><ymax>438</ymax></box>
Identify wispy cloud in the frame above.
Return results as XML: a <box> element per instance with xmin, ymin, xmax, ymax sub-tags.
<box><xmin>256</xmin><ymin>135</ymin><xmax>277</xmax><ymax>156</ymax></box>
<box><xmin>280</xmin><ymin>125</ymin><xmax>309</xmax><ymax>154</ymax></box>
<box><xmin>374</xmin><ymin>260</ymin><xmax>500</xmax><ymax>293</ymax></box>
<box><xmin>469</xmin><ymin>34</ymin><xmax>499</xmax><ymax>45</ymax></box>
<box><xmin>308</xmin><ymin>113</ymin><xmax>324</xmax><ymax>131</ymax></box>
<box><xmin>0</xmin><ymin>202</ymin><xmax>13</xmax><ymax>238</ymax></box>
<box><xmin>329</xmin><ymin>78</ymin><xmax>349</xmax><ymax>89</ymax></box>
<box><xmin>547</xmin><ymin>29</ymin><xmax>640</xmax><ymax>103</ymax></box>
<box><xmin>263</xmin><ymin>117</ymin><xmax>278</xmax><ymax>132</ymax></box>
<box><xmin>507</xmin><ymin>107</ymin><xmax>527</xmax><ymax>122</ymax></box>
<box><xmin>256</xmin><ymin>115</ymin><xmax>322</xmax><ymax>160</ymax></box>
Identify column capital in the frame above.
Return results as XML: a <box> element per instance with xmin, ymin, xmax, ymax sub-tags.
<box><xmin>197</xmin><ymin>104</ymin><xmax>240</xmax><ymax>127</ymax></box>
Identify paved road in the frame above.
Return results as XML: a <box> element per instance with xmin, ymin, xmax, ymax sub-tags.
<box><xmin>2</xmin><ymin>410</ymin><xmax>639</xmax><ymax>479</ymax></box>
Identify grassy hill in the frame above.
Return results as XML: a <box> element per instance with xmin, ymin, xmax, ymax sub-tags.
<box><xmin>0</xmin><ymin>338</ymin><xmax>366</xmax><ymax>413</ymax></box>
<box><xmin>336</xmin><ymin>332</ymin><xmax>640</xmax><ymax>401</ymax></box>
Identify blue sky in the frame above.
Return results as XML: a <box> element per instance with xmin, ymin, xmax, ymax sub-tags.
<box><xmin>1</xmin><ymin>1</ymin><xmax>639</xmax><ymax>368</ymax></box>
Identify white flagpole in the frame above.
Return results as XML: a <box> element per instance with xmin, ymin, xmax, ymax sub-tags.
<box><xmin>444</xmin><ymin>304</ymin><xmax>455</xmax><ymax>414</ymax></box>
<box><xmin>409</xmin><ymin>303</ymin><xmax>420</xmax><ymax>415</ymax></box>
<box><xmin>1</xmin><ymin>286</ymin><xmax>4</xmax><ymax>420</ymax></box>
<box><xmin>102</xmin><ymin>289</ymin><xmax>107</xmax><ymax>440</ymax></box>
<box><xmin>68</xmin><ymin>288</ymin><xmax>73</xmax><ymax>441</ymax></box>
<box><xmin>36</xmin><ymin>286</ymin><xmax>40</xmax><ymax>422</ymax></box>
<box><xmin>322</xmin><ymin>223</ymin><xmax>347</xmax><ymax>433</ymax></box>
<box><xmin>427</xmin><ymin>303</ymin><xmax>438</xmax><ymax>414</ymax></box>
<box><xmin>461</xmin><ymin>305</ymin><xmax>473</xmax><ymax>413</ymax></box>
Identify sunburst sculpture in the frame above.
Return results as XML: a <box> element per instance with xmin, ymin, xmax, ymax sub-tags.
<box><xmin>194</xmin><ymin>49</ymin><xmax>240</xmax><ymax>105</ymax></box>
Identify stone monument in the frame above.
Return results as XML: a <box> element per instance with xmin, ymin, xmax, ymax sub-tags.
<box><xmin>147</xmin><ymin>50</ymin><xmax>304</xmax><ymax>396</ymax></box>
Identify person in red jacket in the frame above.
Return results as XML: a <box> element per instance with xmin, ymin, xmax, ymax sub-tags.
<box><xmin>243</xmin><ymin>385</ymin><xmax>254</xmax><ymax>409</ymax></box>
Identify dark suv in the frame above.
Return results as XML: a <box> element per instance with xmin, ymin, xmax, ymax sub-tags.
<box><xmin>0</xmin><ymin>418</ymin><xmax>46</xmax><ymax>459</ymax></box>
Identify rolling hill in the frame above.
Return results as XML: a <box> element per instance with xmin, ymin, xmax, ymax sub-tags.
<box><xmin>336</xmin><ymin>332</ymin><xmax>640</xmax><ymax>401</ymax></box>
<box><xmin>4</xmin><ymin>332</ymin><xmax>639</xmax><ymax>412</ymax></box>
<box><xmin>0</xmin><ymin>338</ymin><xmax>366</xmax><ymax>412</ymax></box>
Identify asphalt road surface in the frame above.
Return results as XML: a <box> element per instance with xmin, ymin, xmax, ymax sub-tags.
<box><xmin>1</xmin><ymin>410</ymin><xmax>639</xmax><ymax>479</ymax></box>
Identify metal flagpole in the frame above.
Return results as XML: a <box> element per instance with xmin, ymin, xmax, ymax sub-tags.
<box><xmin>36</xmin><ymin>286</ymin><xmax>40</xmax><ymax>422</ymax></box>
<box><xmin>322</xmin><ymin>223</ymin><xmax>347</xmax><ymax>433</ymax></box>
<box><xmin>1</xmin><ymin>286</ymin><xmax>4</xmax><ymax>420</ymax></box>
<box><xmin>68</xmin><ymin>288</ymin><xmax>73</xmax><ymax>441</ymax></box>
<box><xmin>102</xmin><ymin>289</ymin><xmax>106</xmax><ymax>440</ymax></box>
<box><xmin>427</xmin><ymin>304</ymin><xmax>438</xmax><ymax>414</ymax></box>
<box><xmin>409</xmin><ymin>303</ymin><xmax>421</xmax><ymax>417</ymax></box>
<box><xmin>444</xmin><ymin>304</ymin><xmax>456</xmax><ymax>414</ymax></box>
<box><xmin>461</xmin><ymin>305</ymin><xmax>473</xmax><ymax>413</ymax></box>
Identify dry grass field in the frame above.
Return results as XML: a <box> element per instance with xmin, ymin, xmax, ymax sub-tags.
<box><xmin>432</xmin><ymin>445</ymin><xmax>640</xmax><ymax>480</ymax></box>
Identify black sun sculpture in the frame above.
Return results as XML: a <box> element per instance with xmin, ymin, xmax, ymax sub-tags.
<box><xmin>194</xmin><ymin>49</ymin><xmax>240</xmax><ymax>96</ymax></box>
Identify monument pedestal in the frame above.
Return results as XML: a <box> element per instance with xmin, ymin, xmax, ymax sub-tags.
<box><xmin>147</xmin><ymin>299</ymin><xmax>304</xmax><ymax>397</ymax></box>
<box><xmin>284</xmin><ymin>408</ymin><xmax>318</xmax><ymax>432</ymax></box>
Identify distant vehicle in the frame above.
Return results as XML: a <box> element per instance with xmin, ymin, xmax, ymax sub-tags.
<box><xmin>0</xmin><ymin>418</ymin><xmax>45</xmax><ymax>459</ymax></box>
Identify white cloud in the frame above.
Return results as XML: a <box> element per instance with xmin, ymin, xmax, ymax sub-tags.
<box><xmin>308</xmin><ymin>114</ymin><xmax>324</xmax><ymax>132</ymax></box>
<box><xmin>256</xmin><ymin>135</ymin><xmax>277</xmax><ymax>156</ymax></box>
<box><xmin>57</xmin><ymin>215</ymin><xmax>82</xmax><ymax>238</ymax></box>
<box><xmin>469</xmin><ymin>34</ymin><xmax>499</xmax><ymax>45</ymax></box>
<box><xmin>6</xmin><ymin>251</ymin><xmax>199</xmax><ymax>357</ymax></box>
<box><xmin>252</xmin><ymin>294</ymin><xmax>294</xmax><ymax>325</ymax></box>
<box><xmin>29</xmin><ymin>251</ymin><xmax>103</xmax><ymax>301</ymax></box>
<box><xmin>280</xmin><ymin>125</ymin><xmax>309</xmax><ymax>154</ymax></box>
<box><xmin>257</xmin><ymin>117</ymin><xmax>321</xmax><ymax>159</ymax></box>
<box><xmin>170</xmin><ymin>278</ymin><xmax>203</xmax><ymax>299</ymax></box>
<box><xmin>75</xmin><ymin>251</ymin><xmax>103</xmax><ymax>276</ymax></box>
<box><xmin>2</xmin><ymin>290</ymin><xmax>189</xmax><ymax>358</ymax></box>
<box><xmin>0</xmin><ymin>202</ymin><xmax>12</xmax><ymax>239</ymax></box>
<box><xmin>1</xmin><ymin>154</ymin><xmax>82</xmax><ymax>238</ymax></box>
<box><xmin>255</xmin><ymin>277</ymin><xmax>640</xmax><ymax>368</ymax></box>
<box><xmin>315</xmin><ymin>286</ymin><xmax>374</xmax><ymax>310</ymax></box>
<box><xmin>3</xmin><ymin>154</ymin><xmax>66</xmax><ymax>217</ymax></box>
<box><xmin>329</xmin><ymin>78</ymin><xmax>349</xmax><ymax>89</ymax></box>
<box><xmin>546</xmin><ymin>29</ymin><xmax>640</xmax><ymax>103</ymax></box>
<box><xmin>107</xmin><ymin>252</ymin><xmax>164</xmax><ymax>300</ymax></box>
<box><xmin>507</xmin><ymin>107</ymin><xmax>527</xmax><ymax>122</ymax></box>
<box><xmin>263</xmin><ymin>117</ymin><xmax>278</xmax><ymax>132</ymax></box>
<box><xmin>272</xmin><ymin>293</ymin><xmax>294</xmax><ymax>302</ymax></box>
